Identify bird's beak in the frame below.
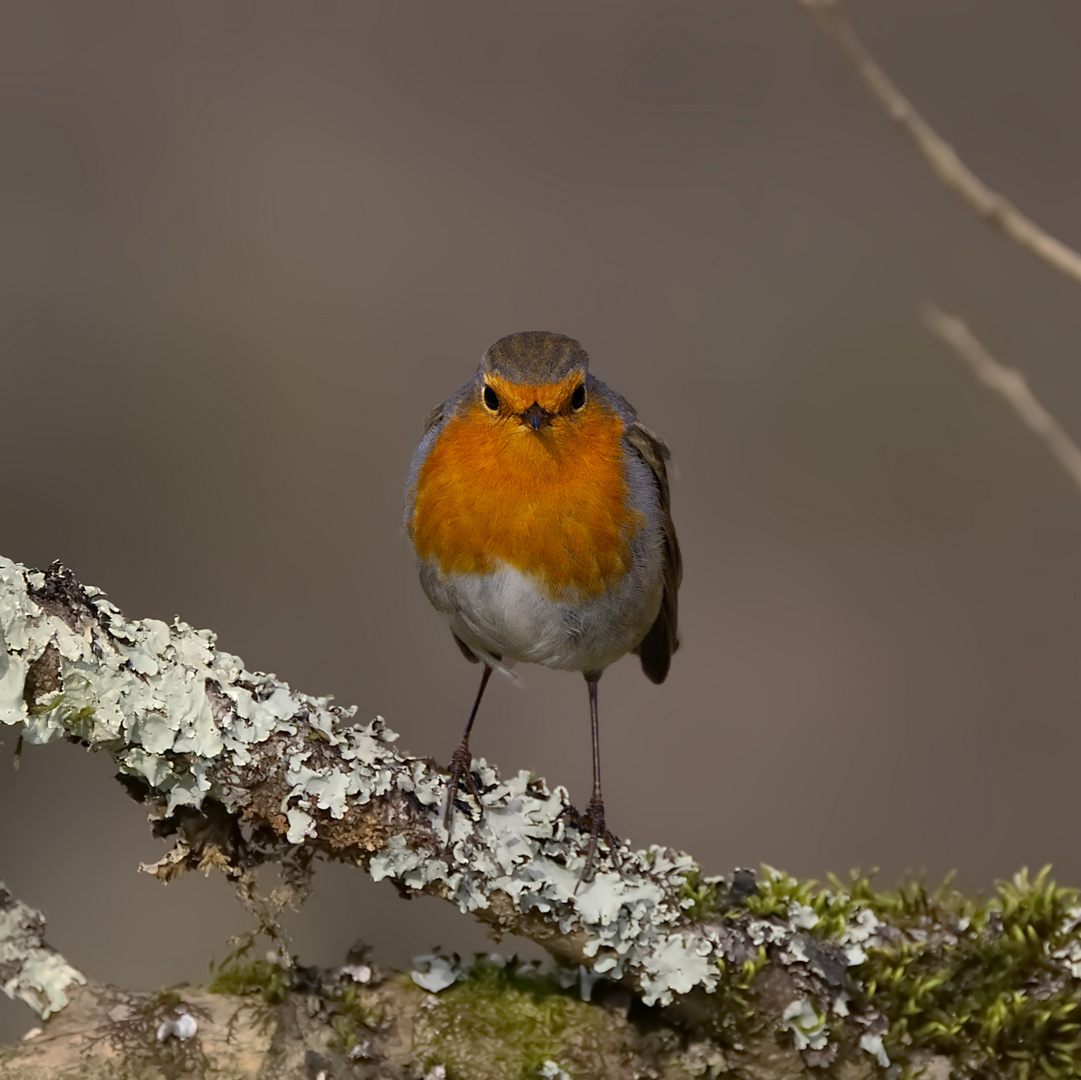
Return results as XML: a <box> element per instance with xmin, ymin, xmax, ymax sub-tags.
<box><xmin>523</xmin><ymin>403</ymin><xmax>548</xmax><ymax>431</ymax></box>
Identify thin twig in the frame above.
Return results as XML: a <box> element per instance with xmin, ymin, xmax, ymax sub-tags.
<box><xmin>793</xmin><ymin>0</ymin><xmax>1081</xmax><ymax>290</ymax></box>
<box><xmin>923</xmin><ymin>306</ymin><xmax>1081</xmax><ymax>496</ymax></box>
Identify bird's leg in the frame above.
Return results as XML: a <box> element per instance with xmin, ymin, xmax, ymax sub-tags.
<box><xmin>444</xmin><ymin>664</ymin><xmax>493</xmax><ymax>834</ymax></box>
<box><xmin>578</xmin><ymin>673</ymin><xmax>621</xmax><ymax>884</ymax></box>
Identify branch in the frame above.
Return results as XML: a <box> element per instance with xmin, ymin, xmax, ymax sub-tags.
<box><xmin>792</xmin><ymin>0</ymin><xmax>1081</xmax><ymax>290</ymax></box>
<box><xmin>0</xmin><ymin>885</ymin><xmax>86</xmax><ymax>1020</ymax></box>
<box><xmin>923</xmin><ymin>306</ymin><xmax>1081</xmax><ymax>497</ymax></box>
<box><xmin>3</xmin><ymin>556</ymin><xmax>1081</xmax><ymax>1078</ymax></box>
<box><xmin>0</xmin><ymin>903</ymin><xmax>721</xmax><ymax>1080</ymax></box>
<box><xmin>0</xmin><ymin>913</ymin><xmax>817</xmax><ymax>1080</ymax></box>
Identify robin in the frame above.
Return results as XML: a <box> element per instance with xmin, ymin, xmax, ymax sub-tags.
<box><xmin>403</xmin><ymin>330</ymin><xmax>681</xmax><ymax>876</ymax></box>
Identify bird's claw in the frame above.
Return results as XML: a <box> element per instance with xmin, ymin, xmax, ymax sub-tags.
<box><xmin>564</xmin><ymin>797</ymin><xmax>622</xmax><ymax>888</ymax></box>
<box><xmin>443</xmin><ymin>743</ymin><xmax>483</xmax><ymax>841</ymax></box>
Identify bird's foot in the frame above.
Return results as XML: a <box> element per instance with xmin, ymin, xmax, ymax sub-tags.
<box><xmin>443</xmin><ymin>742</ymin><xmax>483</xmax><ymax>840</ymax></box>
<box><xmin>564</xmin><ymin>796</ymin><xmax>622</xmax><ymax>888</ymax></box>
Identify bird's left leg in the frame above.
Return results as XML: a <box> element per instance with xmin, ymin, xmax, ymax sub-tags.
<box><xmin>578</xmin><ymin>673</ymin><xmax>621</xmax><ymax>883</ymax></box>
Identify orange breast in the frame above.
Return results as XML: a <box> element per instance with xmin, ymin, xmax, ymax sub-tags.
<box><xmin>410</xmin><ymin>399</ymin><xmax>641</xmax><ymax>598</ymax></box>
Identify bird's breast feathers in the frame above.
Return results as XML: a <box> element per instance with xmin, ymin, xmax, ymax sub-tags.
<box><xmin>409</xmin><ymin>394</ymin><xmax>644</xmax><ymax>600</ymax></box>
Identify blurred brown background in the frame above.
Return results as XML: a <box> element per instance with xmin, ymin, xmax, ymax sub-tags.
<box><xmin>4</xmin><ymin>0</ymin><xmax>1081</xmax><ymax>1041</ymax></box>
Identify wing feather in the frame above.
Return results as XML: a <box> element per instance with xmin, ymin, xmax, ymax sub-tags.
<box><xmin>625</xmin><ymin>421</ymin><xmax>682</xmax><ymax>684</ymax></box>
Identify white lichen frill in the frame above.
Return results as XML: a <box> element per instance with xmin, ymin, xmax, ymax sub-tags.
<box><xmin>156</xmin><ymin>1012</ymin><xmax>198</xmax><ymax>1041</ymax></box>
<box><xmin>410</xmin><ymin>954</ymin><xmax>463</xmax><ymax>993</ymax></box>
<box><xmin>0</xmin><ymin>883</ymin><xmax>86</xmax><ymax>1018</ymax></box>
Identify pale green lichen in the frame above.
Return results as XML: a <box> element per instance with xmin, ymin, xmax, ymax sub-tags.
<box><xmin>780</xmin><ymin>996</ymin><xmax>829</xmax><ymax>1052</ymax></box>
<box><xmin>411</xmin><ymin>953</ymin><xmax>464</xmax><ymax>993</ymax></box>
<box><xmin>0</xmin><ymin>884</ymin><xmax>86</xmax><ymax>1018</ymax></box>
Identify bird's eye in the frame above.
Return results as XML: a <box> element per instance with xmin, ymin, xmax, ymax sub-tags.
<box><xmin>483</xmin><ymin>384</ymin><xmax>499</xmax><ymax>411</ymax></box>
<box><xmin>571</xmin><ymin>383</ymin><xmax>586</xmax><ymax>410</ymax></box>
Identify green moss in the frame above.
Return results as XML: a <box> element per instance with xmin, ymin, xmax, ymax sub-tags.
<box><xmin>714</xmin><ymin>865</ymin><xmax>1081</xmax><ymax>1077</ymax></box>
<box><xmin>327</xmin><ymin>981</ymin><xmax>386</xmax><ymax>1052</ymax></box>
<box><xmin>679</xmin><ymin>870</ymin><xmax>720</xmax><ymax>922</ymax></box>
<box><xmin>840</xmin><ymin>869</ymin><xmax>978</xmax><ymax>928</ymax></box>
<box><xmin>207</xmin><ymin>956</ymin><xmax>292</xmax><ymax>1005</ymax></box>
<box><xmin>853</xmin><ymin>867</ymin><xmax>1081</xmax><ymax>1077</ymax></box>
<box><xmin>709</xmin><ymin>946</ymin><xmax>768</xmax><ymax>1032</ymax></box>
<box><xmin>737</xmin><ymin>865</ymin><xmax>817</xmax><ymax>919</ymax></box>
<box><xmin>731</xmin><ymin>865</ymin><xmax>981</xmax><ymax>942</ymax></box>
<box><xmin>29</xmin><ymin>687</ymin><xmax>95</xmax><ymax>735</ymax></box>
<box><xmin>415</xmin><ymin>956</ymin><xmax>597</xmax><ymax>1080</ymax></box>
<box><xmin>65</xmin><ymin>705</ymin><xmax>97</xmax><ymax>740</ymax></box>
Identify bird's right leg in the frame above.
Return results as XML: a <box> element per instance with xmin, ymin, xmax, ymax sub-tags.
<box><xmin>444</xmin><ymin>663</ymin><xmax>493</xmax><ymax>833</ymax></box>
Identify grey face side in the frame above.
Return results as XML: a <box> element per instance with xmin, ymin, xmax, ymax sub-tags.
<box><xmin>481</xmin><ymin>330</ymin><xmax>590</xmax><ymax>385</ymax></box>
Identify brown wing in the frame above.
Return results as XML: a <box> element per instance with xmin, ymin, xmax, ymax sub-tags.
<box><xmin>625</xmin><ymin>421</ymin><xmax>682</xmax><ymax>684</ymax></box>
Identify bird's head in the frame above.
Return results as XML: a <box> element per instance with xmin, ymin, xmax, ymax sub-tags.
<box><xmin>477</xmin><ymin>330</ymin><xmax>591</xmax><ymax>433</ymax></box>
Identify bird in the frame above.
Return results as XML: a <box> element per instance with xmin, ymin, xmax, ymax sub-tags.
<box><xmin>403</xmin><ymin>330</ymin><xmax>681</xmax><ymax>877</ymax></box>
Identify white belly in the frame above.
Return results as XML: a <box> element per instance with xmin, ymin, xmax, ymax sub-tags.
<box><xmin>419</xmin><ymin>559</ymin><xmax>663</xmax><ymax>675</ymax></box>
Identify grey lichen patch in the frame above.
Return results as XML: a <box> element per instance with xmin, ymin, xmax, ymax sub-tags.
<box><xmin>0</xmin><ymin>883</ymin><xmax>86</xmax><ymax>1019</ymax></box>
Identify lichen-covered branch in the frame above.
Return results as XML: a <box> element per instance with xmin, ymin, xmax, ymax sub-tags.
<box><xmin>0</xmin><ymin>942</ymin><xmax>751</xmax><ymax>1080</ymax></box>
<box><xmin>792</xmin><ymin>0</ymin><xmax>1081</xmax><ymax>291</ymax></box>
<box><xmin>4</xmin><ymin>556</ymin><xmax>1081</xmax><ymax>1078</ymax></box>
<box><xmin>0</xmin><ymin>885</ymin><xmax>86</xmax><ymax>1020</ymax></box>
